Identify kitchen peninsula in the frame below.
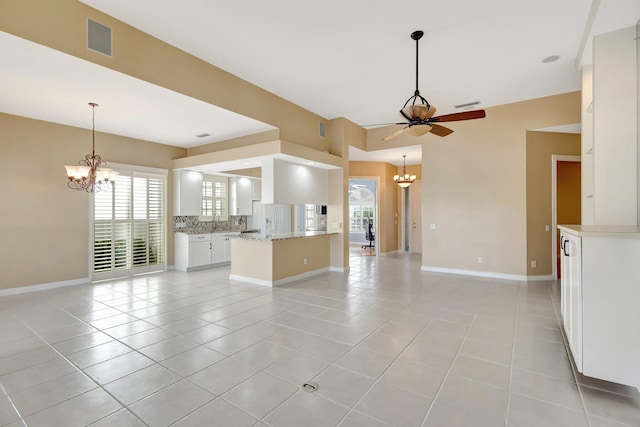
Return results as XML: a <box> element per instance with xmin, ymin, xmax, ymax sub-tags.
<box><xmin>229</xmin><ymin>231</ymin><xmax>338</xmax><ymax>286</ymax></box>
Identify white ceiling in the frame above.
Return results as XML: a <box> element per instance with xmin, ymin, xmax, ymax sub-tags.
<box><xmin>1</xmin><ymin>0</ymin><xmax>639</xmax><ymax>167</ymax></box>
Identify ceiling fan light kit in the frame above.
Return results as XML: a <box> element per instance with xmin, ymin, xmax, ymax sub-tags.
<box><xmin>381</xmin><ymin>31</ymin><xmax>486</xmax><ymax>141</ymax></box>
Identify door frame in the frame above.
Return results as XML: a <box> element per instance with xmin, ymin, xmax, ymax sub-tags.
<box><xmin>347</xmin><ymin>176</ymin><xmax>379</xmax><ymax>257</ymax></box>
<box><xmin>399</xmin><ymin>179</ymin><xmax>422</xmax><ymax>253</ymax></box>
<box><xmin>551</xmin><ymin>155</ymin><xmax>581</xmax><ymax>279</ymax></box>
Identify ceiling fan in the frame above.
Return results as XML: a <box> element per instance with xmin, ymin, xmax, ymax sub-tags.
<box><xmin>379</xmin><ymin>31</ymin><xmax>486</xmax><ymax>142</ymax></box>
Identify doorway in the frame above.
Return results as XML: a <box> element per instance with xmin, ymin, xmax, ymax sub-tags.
<box><xmin>401</xmin><ymin>180</ymin><xmax>422</xmax><ymax>254</ymax></box>
<box><xmin>552</xmin><ymin>155</ymin><xmax>581</xmax><ymax>279</ymax></box>
<box><xmin>348</xmin><ymin>178</ymin><xmax>378</xmax><ymax>256</ymax></box>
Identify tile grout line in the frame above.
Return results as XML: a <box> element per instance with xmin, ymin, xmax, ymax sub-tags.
<box><xmin>503</xmin><ymin>282</ymin><xmax>524</xmax><ymax>427</ymax></box>
<box><xmin>13</xmin><ymin>316</ymin><xmax>149</xmax><ymax>426</ymax></box>
<box><xmin>415</xmin><ymin>281</ymin><xmax>483</xmax><ymax>426</ymax></box>
<box><xmin>73</xmin><ymin>277</ymin><xmax>289</xmax><ymax>426</ymax></box>
<box><xmin>0</xmin><ymin>383</ymin><xmax>28</xmax><ymax>427</ymax></box>
<box><xmin>253</xmin><ymin>274</ymin><xmax>453</xmax><ymax>426</ymax></box>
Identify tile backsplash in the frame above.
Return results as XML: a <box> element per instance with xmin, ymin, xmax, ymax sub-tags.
<box><xmin>173</xmin><ymin>216</ymin><xmax>247</xmax><ymax>234</ymax></box>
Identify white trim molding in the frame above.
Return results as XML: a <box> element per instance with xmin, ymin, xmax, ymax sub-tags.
<box><xmin>421</xmin><ymin>266</ymin><xmax>554</xmax><ymax>282</ymax></box>
<box><xmin>230</xmin><ymin>267</ymin><xmax>330</xmax><ymax>287</ymax></box>
<box><xmin>0</xmin><ymin>277</ymin><xmax>90</xmax><ymax>297</ymax></box>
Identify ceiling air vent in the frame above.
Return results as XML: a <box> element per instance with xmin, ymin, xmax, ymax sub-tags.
<box><xmin>195</xmin><ymin>133</ymin><xmax>211</xmax><ymax>138</ymax></box>
<box><xmin>87</xmin><ymin>18</ymin><xmax>112</xmax><ymax>57</ymax></box>
<box><xmin>454</xmin><ymin>101</ymin><xmax>480</xmax><ymax>109</ymax></box>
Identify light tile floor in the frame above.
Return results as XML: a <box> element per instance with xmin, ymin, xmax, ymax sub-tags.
<box><xmin>1</xmin><ymin>252</ymin><xmax>640</xmax><ymax>426</ymax></box>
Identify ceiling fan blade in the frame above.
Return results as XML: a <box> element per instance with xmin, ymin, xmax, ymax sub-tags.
<box><xmin>432</xmin><ymin>109</ymin><xmax>486</xmax><ymax>122</ymax></box>
<box><xmin>430</xmin><ymin>124</ymin><xmax>454</xmax><ymax>137</ymax></box>
<box><xmin>381</xmin><ymin>126</ymin><xmax>409</xmax><ymax>141</ymax></box>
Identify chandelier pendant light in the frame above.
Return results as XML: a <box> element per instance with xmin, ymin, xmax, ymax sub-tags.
<box><xmin>394</xmin><ymin>155</ymin><xmax>416</xmax><ymax>188</ymax></box>
<box><xmin>65</xmin><ymin>102</ymin><xmax>118</xmax><ymax>193</ymax></box>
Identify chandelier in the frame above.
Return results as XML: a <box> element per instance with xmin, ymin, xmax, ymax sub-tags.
<box><xmin>393</xmin><ymin>155</ymin><xmax>416</xmax><ymax>188</ymax></box>
<box><xmin>65</xmin><ymin>102</ymin><xmax>118</xmax><ymax>193</ymax></box>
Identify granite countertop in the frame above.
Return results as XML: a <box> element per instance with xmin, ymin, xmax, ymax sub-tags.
<box><xmin>231</xmin><ymin>231</ymin><xmax>338</xmax><ymax>241</ymax></box>
<box><xmin>175</xmin><ymin>230</ymin><xmax>242</xmax><ymax>235</ymax></box>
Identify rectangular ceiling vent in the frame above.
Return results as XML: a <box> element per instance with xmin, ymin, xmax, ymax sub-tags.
<box><xmin>195</xmin><ymin>133</ymin><xmax>211</xmax><ymax>138</ymax></box>
<box><xmin>318</xmin><ymin>122</ymin><xmax>325</xmax><ymax>138</ymax></box>
<box><xmin>454</xmin><ymin>101</ymin><xmax>480</xmax><ymax>109</ymax></box>
<box><xmin>87</xmin><ymin>18</ymin><xmax>112</xmax><ymax>57</ymax></box>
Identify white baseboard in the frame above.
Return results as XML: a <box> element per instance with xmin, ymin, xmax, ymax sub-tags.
<box><xmin>421</xmin><ymin>266</ymin><xmax>554</xmax><ymax>282</ymax></box>
<box><xmin>0</xmin><ymin>277</ymin><xmax>90</xmax><ymax>297</ymax></box>
<box><xmin>525</xmin><ymin>274</ymin><xmax>555</xmax><ymax>282</ymax></box>
<box><xmin>330</xmin><ymin>266</ymin><xmax>349</xmax><ymax>273</ymax></box>
<box><xmin>230</xmin><ymin>267</ymin><xmax>330</xmax><ymax>287</ymax></box>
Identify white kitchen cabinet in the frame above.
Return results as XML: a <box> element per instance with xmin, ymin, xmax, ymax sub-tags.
<box><xmin>173</xmin><ymin>170</ymin><xmax>203</xmax><ymax>216</ymax></box>
<box><xmin>251</xmin><ymin>178</ymin><xmax>261</xmax><ymax>201</ymax></box>
<box><xmin>223</xmin><ymin>234</ymin><xmax>233</xmax><ymax>262</ymax></box>
<box><xmin>175</xmin><ymin>232</ymin><xmax>235</xmax><ymax>271</ymax></box>
<box><xmin>559</xmin><ymin>231</ymin><xmax>582</xmax><ymax>371</ymax></box>
<box><xmin>175</xmin><ymin>233</ymin><xmax>210</xmax><ymax>271</ymax></box>
<box><xmin>229</xmin><ymin>177</ymin><xmax>253</xmax><ymax>216</ymax></box>
<box><xmin>189</xmin><ymin>234</ymin><xmax>212</xmax><ymax>267</ymax></box>
<box><xmin>211</xmin><ymin>234</ymin><xmax>226</xmax><ymax>264</ymax></box>
<box><xmin>558</xmin><ymin>225</ymin><xmax>640</xmax><ymax>388</ymax></box>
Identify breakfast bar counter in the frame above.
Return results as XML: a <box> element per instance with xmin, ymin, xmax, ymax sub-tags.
<box><xmin>229</xmin><ymin>232</ymin><xmax>338</xmax><ymax>286</ymax></box>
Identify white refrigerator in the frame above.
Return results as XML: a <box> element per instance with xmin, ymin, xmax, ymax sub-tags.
<box><xmin>248</xmin><ymin>202</ymin><xmax>291</xmax><ymax>234</ymax></box>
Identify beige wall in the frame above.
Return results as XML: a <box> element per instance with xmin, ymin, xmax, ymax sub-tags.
<box><xmin>273</xmin><ymin>236</ymin><xmax>330</xmax><ymax>280</ymax></box>
<box><xmin>526</xmin><ymin>131</ymin><xmax>581</xmax><ymax>276</ymax></box>
<box><xmin>0</xmin><ymin>0</ymin><xmax>587</xmax><ymax>287</ymax></box>
<box><xmin>417</xmin><ymin>92</ymin><xmax>580</xmax><ymax>276</ymax></box>
<box><xmin>230</xmin><ymin>236</ymin><xmax>331</xmax><ymax>282</ymax></box>
<box><xmin>0</xmin><ymin>113</ymin><xmax>185</xmax><ymax>290</ymax></box>
<box><xmin>349</xmin><ymin>161</ymin><xmax>400</xmax><ymax>254</ymax></box>
<box><xmin>230</xmin><ymin>239</ymin><xmax>273</xmax><ymax>281</ymax></box>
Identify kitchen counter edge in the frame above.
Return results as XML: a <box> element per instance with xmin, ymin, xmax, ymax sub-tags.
<box><xmin>558</xmin><ymin>225</ymin><xmax>640</xmax><ymax>237</ymax></box>
<box><xmin>230</xmin><ymin>231</ymin><xmax>338</xmax><ymax>241</ymax></box>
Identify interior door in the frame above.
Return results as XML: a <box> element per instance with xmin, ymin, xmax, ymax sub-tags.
<box><xmin>410</xmin><ymin>180</ymin><xmax>422</xmax><ymax>254</ymax></box>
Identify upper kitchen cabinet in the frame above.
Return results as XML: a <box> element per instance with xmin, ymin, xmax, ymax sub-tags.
<box><xmin>261</xmin><ymin>158</ymin><xmax>328</xmax><ymax>205</ymax></box>
<box><xmin>173</xmin><ymin>170</ymin><xmax>203</xmax><ymax>216</ymax></box>
<box><xmin>251</xmin><ymin>178</ymin><xmax>261</xmax><ymax>201</ymax></box>
<box><xmin>229</xmin><ymin>176</ymin><xmax>253</xmax><ymax>216</ymax></box>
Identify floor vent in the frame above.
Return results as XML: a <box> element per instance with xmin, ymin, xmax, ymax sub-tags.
<box><xmin>87</xmin><ymin>18</ymin><xmax>112</xmax><ymax>57</ymax></box>
<box><xmin>301</xmin><ymin>382</ymin><xmax>319</xmax><ymax>392</ymax></box>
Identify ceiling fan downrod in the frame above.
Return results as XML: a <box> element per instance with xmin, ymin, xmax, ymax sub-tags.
<box><xmin>404</xmin><ymin>30</ymin><xmax>429</xmax><ymax>110</ymax></box>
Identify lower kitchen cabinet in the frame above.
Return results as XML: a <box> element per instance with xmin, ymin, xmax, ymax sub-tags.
<box><xmin>175</xmin><ymin>232</ymin><xmax>236</xmax><ymax>271</ymax></box>
<box><xmin>559</xmin><ymin>231</ymin><xmax>582</xmax><ymax>371</ymax></box>
<box><xmin>558</xmin><ymin>225</ymin><xmax>640</xmax><ymax>388</ymax></box>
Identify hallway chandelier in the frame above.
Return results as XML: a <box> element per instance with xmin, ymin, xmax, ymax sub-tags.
<box><xmin>65</xmin><ymin>102</ymin><xmax>118</xmax><ymax>193</ymax></box>
<box><xmin>394</xmin><ymin>155</ymin><xmax>416</xmax><ymax>188</ymax></box>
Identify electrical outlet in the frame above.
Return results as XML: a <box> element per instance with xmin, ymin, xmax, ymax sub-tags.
<box><xmin>478</xmin><ymin>257</ymin><xmax>483</xmax><ymax>264</ymax></box>
<box><xmin>531</xmin><ymin>260</ymin><xmax>537</xmax><ymax>269</ymax></box>
<box><xmin>545</xmin><ymin>225</ymin><xmax>550</xmax><ymax>232</ymax></box>
<box><xmin>430</xmin><ymin>224</ymin><xmax>436</xmax><ymax>230</ymax></box>
<box><xmin>303</xmin><ymin>258</ymin><xmax>308</xmax><ymax>265</ymax></box>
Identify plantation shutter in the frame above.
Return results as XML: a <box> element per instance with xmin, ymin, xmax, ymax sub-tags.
<box><xmin>92</xmin><ymin>169</ymin><xmax>165</xmax><ymax>281</ymax></box>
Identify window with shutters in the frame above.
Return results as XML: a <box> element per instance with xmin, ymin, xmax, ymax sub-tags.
<box><xmin>93</xmin><ymin>169</ymin><xmax>166</xmax><ymax>281</ymax></box>
<box><xmin>202</xmin><ymin>175</ymin><xmax>228</xmax><ymax>221</ymax></box>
